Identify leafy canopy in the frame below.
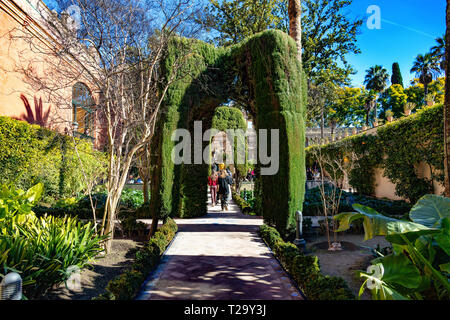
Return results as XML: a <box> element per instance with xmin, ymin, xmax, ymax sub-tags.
<box><xmin>200</xmin><ymin>0</ymin><xmax>363</xmax><ymax>85</ymax></box>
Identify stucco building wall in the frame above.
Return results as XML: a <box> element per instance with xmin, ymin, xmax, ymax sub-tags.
<box><xmin>0</xmin><ymin>0</ymin><xmax>104</xmax><ymax>148</ymax></box>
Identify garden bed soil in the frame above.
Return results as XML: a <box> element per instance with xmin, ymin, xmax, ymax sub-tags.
<box><xmin>43</xmin><ymin>239</ymin><xmax>143</xmax><ymax>300</ymax></box>
<box><xmin>305</xmin><ymin>234</ymin><xmax>390</xmax><ymax>300</ymax></box>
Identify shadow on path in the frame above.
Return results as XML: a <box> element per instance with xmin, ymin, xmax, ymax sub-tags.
<box><xmin>137</xmin><ymin>196</ymin><xmax>303</xmax><ymax>300</ymax></box>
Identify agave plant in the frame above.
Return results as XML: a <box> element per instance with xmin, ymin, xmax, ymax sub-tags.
<box><xmin>334</xmin><ymin>195</ymin><xmax>450</xmax><ymax>300</ymax></box>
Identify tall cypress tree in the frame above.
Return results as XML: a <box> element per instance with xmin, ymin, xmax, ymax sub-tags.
<box><xmin>391</xmin><ymin>62</ymin><xmax>404</xmax><ymax>87</ymax></box>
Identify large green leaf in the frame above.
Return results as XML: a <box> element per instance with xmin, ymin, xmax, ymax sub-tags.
<box><xmin>358</xmin><ymin>270</ymin><xmax>410</xmax><ymax>300</ymax></box>
<box><xmin>335</xmin><ymin>204</ymin><xmax>434</xmax><ymax>241</ymax></box>
<box><xmin>372</xmin><ymin>254</ymin><xmax>422</xmax><ymax>289</ymax></box>
<box><xmin>439</xmin><ymin>262</ymin><xmax>450</xmax><ymax>273</ymax></box>
<box><xmin>24</xmin><ymin>183</ymin><xmax>44</xmax><ymax>205</ymax></box>
<box><xmin>434</xmin><ymin>218</ymin><xmax>450</xmax><ymax>255</ymax></box>
<box><xmin>409</xmin><ymin>195</ymin><xmax>450</xmax><ymax>228</ymax></box>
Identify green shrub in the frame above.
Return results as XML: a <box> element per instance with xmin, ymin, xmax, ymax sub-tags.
<box><xmin>0</xmin><ymin>183</ymin><xmax>106</xmax><ymax>299</ymax></box>
<box><xmin>232</xmin><ymin>192</ymin><xmax>257</xmax><ymax>215</ymax></box>
<box><xmin>105</xmin><ymin>270</ymin><xmax>145</xmax><ymax>300</ymax></box>
<box><xmin>303</xmin><ymin>186</ymin><xmax>412</xmax><ymax>218</ymax></box>
<box><xmin>119</xmin><ymin>188</ymin><xmax>145</xmax><ymax>209</ymax></box>
<box><xmin>98</xmin><ymin>218</ymin><xmax>178</xmax><ymax>300</ymax></box>
<box><xmin>259</xmin><ymin>224</ymin><xmax>354</xmax><ymax>300</ymax></box>
<box><xmin>305</xmin><ymin>104</ymin><xmax>444</xmax><ymax>203</ymax></box>
<box><xmin>0</xmin><ymin>116</ymin><xmax>107</xmax><ymax>204</ymax></box>
<box><xmin>34</xmin><ymin>189</ymin><xmax>147</xmax><ymax>220</ymax></box>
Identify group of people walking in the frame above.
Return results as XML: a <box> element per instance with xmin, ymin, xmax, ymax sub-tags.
<box><xmin>208</xmin><ymin>163</ymin><xmax>234</xmax><ymax>211</ymax></box>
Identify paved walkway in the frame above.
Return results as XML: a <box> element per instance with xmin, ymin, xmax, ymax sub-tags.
<box><xmin>137</xmin><ymin>197</ymin><xmax>303</xmax><ymax>300</ymax></box>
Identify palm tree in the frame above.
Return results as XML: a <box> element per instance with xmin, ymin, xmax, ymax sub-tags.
<box><xmin>364</xmin><ymin>65</ymin><xmax>389</xmax><ymax>122</ymax></box>
<box><xmin>431</xmin><ymin>36</ymin><xmax>446</xmax><ymax>73</ymax></box>
<box><xmin>410</xmin><ymin>53</ymin><xmax>441</xmax><ymax>103</ymax></box>
<box><xmin>288</xmin><ymin>0</ymin><xmax>302</xmax><ymax>62</ymax></box>
<box><xmin>363</xmin><ymin>90</ymin><xmax>377</xmax><ymax>126</ymax></box>
<box><xmin>444</xmin><ymin>0</ymin><xmax>450</xmax><ymax>197</ymax></box>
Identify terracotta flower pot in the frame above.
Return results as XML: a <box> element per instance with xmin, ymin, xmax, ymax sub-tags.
<box><xmin>404</xmin><ymin>110</ymin><xmax>411</xmax><ymax>116</ymax></box>
<box><xmin>387</xmin><ymin>116</ymin><xmax>393</xmax><ymax>122</ymax></box>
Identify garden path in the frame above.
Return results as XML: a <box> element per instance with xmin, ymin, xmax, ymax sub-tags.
<box><xmin>136</xmin><ymin>196</ymin><xmax>303</xmax><ymax>300</ymax></box>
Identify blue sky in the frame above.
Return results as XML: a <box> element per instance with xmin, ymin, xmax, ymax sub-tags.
<box><xmin>44</xmin><ymin>0</ymin><xmax>445</xmax><ymax>88</ymax></box>
<box><xmin>345</xmin><ymin>0</ymin><xmax>446</xmax><ymax>87</ymax></box>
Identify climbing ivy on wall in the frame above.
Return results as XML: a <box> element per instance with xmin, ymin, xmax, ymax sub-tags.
<box><xmin>306</xmin><ymin>104</ymin><xmax>444</xmax><ymax>203</ymax></box>
<box><xmin>150</xmin><ymin>30</ymin><xmax>307</xmax><ymax>235</ymax></box>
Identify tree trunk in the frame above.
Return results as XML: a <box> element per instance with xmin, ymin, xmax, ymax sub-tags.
<box><xmin>143</xmin><ymin>179</ymin><xmax>149</xmax><ymax>203</ymax></box>
<box><xmin>288</xmin><ymin>0</ymin><xmax>302</xmax><ymax>62</ymax></box>
<box><xmin>373</xmin><ymin>100</ymin><xmax>377</xmax><ymax>124</ymax></box>
<box><xmin>148</xmin><ymin>216</ymin><xmax>159</xmax><ymax>239</ymax></box>
<box><xmin>103</xmin><ymin>194</ymin><xmax>119</xmax><ymax>253</ymax></box>
<box><xmin>424</xmin><ymin>82</ymin><xmax>429</xmax><ymax>103</ymax></box>
<box><xmin>366</xmin><ymin>106</ymin><xmax>370</xmax><ymax>126</ymax></box>
<box><xmin>444</xmin><ymin>0</ymin><xmax>450</xmax><ymax>197</ymax></box>
<box><xmin>320</xmin><ymin>104</ymin><xmax>324</xmax><ymax>140</ymax></box>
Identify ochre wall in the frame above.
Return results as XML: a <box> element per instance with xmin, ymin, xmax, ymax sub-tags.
<box><xmin>0</xmin><ymin>0</ymin><xmax>104</xmax><ymax>148</ymax></box>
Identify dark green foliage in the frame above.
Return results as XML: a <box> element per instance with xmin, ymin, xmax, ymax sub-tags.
<box><xmin>391</xmin><ymin>62</ymin><xmax>404</xmax><ymax>87</ymax></box>
<box><xmin>119</xmin><ymin>188</ymin><xmax>146</xmax><ymax>209</ymax></box>
<box><xmin>306</xmin><ymin>104</ymin><xmax>444</xmax><ymax>203</ymax></box>
<box><xmin>201</xmin><ymin>0</ymin><xmax>364</xmax><ymax>85</ymax></box>
<box><xmin>104</xmin><ymin>270</ymin><xmax>145</xmax><ymax>300</ymax></box>
<box><xmin>0</xmin><ymin>116</ymin><xmax>106</xmax><ymax>204</ymax></box>
<box><xmin>211</xmin><ymin>106</ymin><xmax>247</xmax><ymax>132</ymax></box>
<box><xmin>97</xmin><ymin>218</ymin><xmax>178</xmax><ymax>300</ymax></box>
<box><xmin>377</xmin><ymin>104</ymin><xmax>443</xmax><ymax>203</ymax></box>
<box><xmin>259</xmin><ymin>224</ymin><xmax>354</xmax><ymax>300</ymax></box>
<box><xmin>303</xmin><ymin>186</ymin><xmax>411</xmax><ymax>218</ymax></box>
<box><xmin>364</xmin><ymin>65</ymin><xmax>389</xmax><ymax>93</ymax></box>
<box><xmin>211</xmin><ymin>106</ymin><xmax>249</xmax><ymax>179</ymax></box>
<box><xmin>0</xmin><ymin>183</ymin><xmax>106</xmax><ymax>299</ymax></box>
<box><xmin>232</xmin><ymin>191</ymin><xmax>256</xmax><ymax>215</ymax></box>
<box><xmin>152</xmin><ymin>30</ymin><xmax>307</xmax><ymax>235</ymax></box>
<box><xmin>33</xmin><ymin>188</ymin><xmax>146</xmax><ymax>220</ymax></box>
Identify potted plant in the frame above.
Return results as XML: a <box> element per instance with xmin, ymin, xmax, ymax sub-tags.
<box><xmin>426</xmin><ymin>93</ymin><xmax>435</xmax><ymax>107</ymax></box>
<box><xmin>404</xmin><ymin>102</ymin><xmax>415</xmax><ymax>116</ymax></box>
<box><xmin>373</xmin><ymin>118</ymin><xmax>379</xmax><ymax>127</ymax></box>
<box><xmin>386</xmin><ymin>110</ymin><xmax>394</xmax><ymax>122</ymax></box>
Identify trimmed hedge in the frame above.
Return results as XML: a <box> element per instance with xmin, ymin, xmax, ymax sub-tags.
<box><xmin>33</xmin><ymin>189</ymin><xmax>148</xmax><ymax>220</ymax></box>
<box><xmin>95</xmin><ymin>218</ymin><xmax>178</xmax><ymax>300</ymax></box>
<box><xmin>152</xmin><ymin>30</ymin><xmax>307</xmax><ymax>236</ymax></box>
<box><xmin>306</xmin><ymin>104</ymin><xmax>444</xmax><ymax>203</ymax></box>
<box><xmin>303</xmin><ymin>186</ymin><xmax>411</xmax><ymax>218</ymax></box>
<box><xmin>259</xmin><ymin>224</ymin><xmax>354</xmax><ymax>300</ymax></box>
<box><xmin>211</xmin><ymin>106</ymin><xmax>249</xmax><ymax>179</ymax></box>
<box><xmin>232</xmin><ymin>191</ymin><xmax>256</xmax><ymax>215</ymax></box>
<box><xmin>0</xmin><ymin>116</ymin><xmax>107</xmax><ymax>203</ymax></box>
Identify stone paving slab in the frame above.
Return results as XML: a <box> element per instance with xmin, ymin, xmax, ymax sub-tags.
<box><xmin>137</xmin><ymin>198</ymin><xmax>303</xmax><ymax>300</ymax></box>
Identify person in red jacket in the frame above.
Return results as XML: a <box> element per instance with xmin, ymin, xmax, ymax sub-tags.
<box><xmin>208</xmin><ymin>172</ymin><xmax>218</xmax><ymax>207</ymax></box>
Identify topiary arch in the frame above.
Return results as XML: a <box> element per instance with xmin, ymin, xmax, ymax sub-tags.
<box><xmin>150</xmin><ymin>30</ymin><xmax>307</xmax><ymax>235</ymax></box>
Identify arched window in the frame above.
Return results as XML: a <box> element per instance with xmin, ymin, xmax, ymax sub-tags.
<box><xmin>72</xmin><ymin>82</ymin><xmax>94</xmax><ymax>137</ymax></box>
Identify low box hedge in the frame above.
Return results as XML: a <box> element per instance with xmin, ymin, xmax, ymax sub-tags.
<box><xmin>95</xmin><ymin>218</ymin><xmax>178</xmax><ymax>300</ymax></box>
<box><xmin>232</xmin><ymin>192</ymin><xmax>256</xmax><ymax>215</ymax></box>
<box><xmin>303</xmin><ymin>186</ymin><xmax>411</xmax><ymax>218</ymax></box>
<box><xmin>259</xmin><ymin>224</ymin><xmax>354</xmax><ymax>300</ymax></box>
